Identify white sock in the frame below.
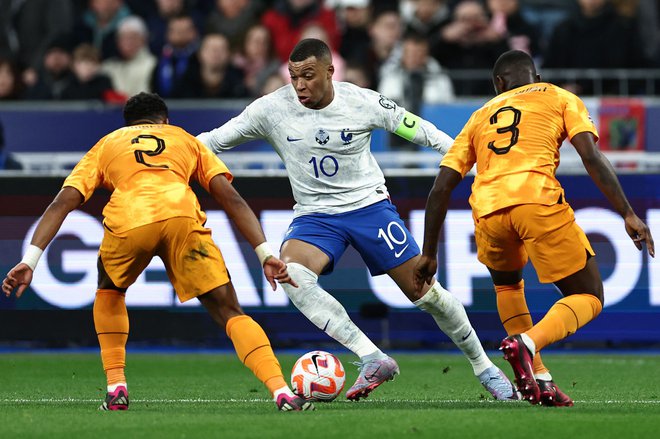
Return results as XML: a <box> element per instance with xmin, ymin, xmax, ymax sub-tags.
<box><xmin>272</xmin><ymin>385</ymin><xmax>295</xmax><ymax>400</ymax></box>
<box><xmin>282</xmin><ymin>263</ymin><xmax>382</xmax><ymax>358</ymax></box>
<box><xmin>520</xmin><ymin>333</ymin><xmax>536</xmax><ymax>355</ymax></box>
<box><xmin>535</xmin><ymin>372</ymin><xmax>552</xmax><ymax>381</ymax></box>
<box><xmin>107</xmin><ymin>382</ymin><xmax>127</xmax><ymax>392</ymax></box>
<box><xmin>414</xmin><ymin>282</ymin><xmax>493</xmax><ymax>376</ymax></box>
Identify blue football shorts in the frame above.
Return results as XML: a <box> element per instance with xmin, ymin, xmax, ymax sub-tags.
<box><xmin>283</xmin><ymin>200</ymin><xmax>420</xmax><ymax>275</ymax></box>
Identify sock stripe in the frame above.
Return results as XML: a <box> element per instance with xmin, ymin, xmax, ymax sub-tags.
<box><xmin>501</xmin><ymin>312</ymin><xmax>531</xmax><ymax>326</ymax></box>
<box><xmin>557</xmin><ymin>302</ymin><xmax>580</xmax><ymax>328</ymax></box>
<box><xmin>97</xmin><ymin>332</ymin><xmax>129</xmax><ymax>335</ymax></box>
<box><xmin>241</xmin><ymin>344</ymin><xmax>270</xmax><ymax>364</ymax></box>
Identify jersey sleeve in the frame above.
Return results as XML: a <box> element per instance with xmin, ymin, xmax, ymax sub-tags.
<box><xmin>193</xmin><ymin>138</ymin><xmax>233</xmax><ymax>192</ymax></box>
<box><xmin>563</xmin><ymin>90</ymin><xmax>599</xmax><ymax>141</ymax></box>
<box><xmin>62</xmin><ymin>140</ymin><xmax>104</xmax><ymax>202</ymax></box>
<box><xmin>363</xmin><ymin>89</ymin><xmax>453</xmax><ymax>154</ymax></box>
<box><xmin>440</xmin><ymin>115</ymin><xmax>476</xmax><ymax>177</ymax></box>
<box><xmin>197</xmin><ymin>97</ymin><xmax>272</xmax><ymax>152</ymax></box>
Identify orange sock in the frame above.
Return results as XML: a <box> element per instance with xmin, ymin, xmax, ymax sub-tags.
<box><xmin>93</xmin><ymin>289</ymin><xmax>129</xmax><ymax>387</ymax></box>
<box><xmin>495</xmin><ymin>281</ymin><xmax>549</xmax><ymax>375</ymax></box>
<box><xmin>226</xmin><ymin>315</ymin><xmax>287</xmax><ymax>396</ymax></box>
<box><xmin>527</xmin><ymin>294</ymin><xmax>602</xmax><ymax>351</ymax></box>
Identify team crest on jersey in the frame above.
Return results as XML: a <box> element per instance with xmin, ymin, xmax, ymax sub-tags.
<box><xmin>340</xmin><ymin>129</ymin><xmax>353</xmax><ymax>145</ymax></box>
<box><xmin>315</xmin><ymin>129</ymin><xmax>330</xmax><ymax>145</ymax></box>
<box><xmin>379</xmin><ymin>95</ymin><xmax>396</xmax><ymax>110</ymax></box>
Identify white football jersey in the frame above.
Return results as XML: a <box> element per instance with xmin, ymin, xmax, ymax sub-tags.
<box><xmin>198</xmin><ymin>81</ymin><xmax>453</xmax><ymax>216</ymax></box>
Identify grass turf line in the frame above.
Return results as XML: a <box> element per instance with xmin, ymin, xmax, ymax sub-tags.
<box><xmin>1</xmin><ymin>353</ymin><xmax>658</xmax><ymax>439</ymax></box>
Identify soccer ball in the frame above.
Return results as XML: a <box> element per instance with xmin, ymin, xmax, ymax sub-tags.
<box><xmin>291</xmin><ymin>350</ymin><xmax>346</xmax><ymax>402</ymax></box>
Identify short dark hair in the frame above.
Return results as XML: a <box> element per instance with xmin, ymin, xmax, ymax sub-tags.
<box><xmin>289</xmin><ymin>38</ymin><xmax>332</xmax><ymax>63</ymax></box>
<box><xmin>123</xmin><ymin>92</ymin><xmax>168</xmax><ymax>125</ymax></box>
<box><xmin>492</xmin><ymin>50</ymin><xmax>536</xmax><ymax>79</ymax></box>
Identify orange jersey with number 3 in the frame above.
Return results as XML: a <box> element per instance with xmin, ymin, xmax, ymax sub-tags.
<box><xmin>63</xmin><ymin>124</ymin><xmax>232</xmax><ymax>233</ymax></box>
<box><xmin>441</xmin><ymin>83</ymin><xmax>598</xmax><ymax>218</ymax></box>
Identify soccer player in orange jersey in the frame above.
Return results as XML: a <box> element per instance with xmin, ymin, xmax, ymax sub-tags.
<box><xmin>414</xmin><ymin>50</ymin><xmax>654</xmax><ymax>406</ymax></box>
<box><xmin>1</xmin><ymin>92</ymin><xmax>313</xmax><ymax>412</ymax></box>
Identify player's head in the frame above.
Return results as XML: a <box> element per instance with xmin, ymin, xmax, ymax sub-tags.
<box><xmin>123</xmin><ymin>92</ymin><xmax>169</xmax><ymax>125</ymax></box>
<box><xmin>492</xmin><ymin>50</ymin><xmax>540</xmax><ymax>95</ymax></box>
<box><xmin>288</xmin><ymin>38</ymin><xmax>335</xmax><ymax>109</ymax></box>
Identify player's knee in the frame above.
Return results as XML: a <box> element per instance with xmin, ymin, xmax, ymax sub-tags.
<box><xmin>286</xmin><ymin>262</ymin><xmax>318</xmax><ymax>289</ymax></box>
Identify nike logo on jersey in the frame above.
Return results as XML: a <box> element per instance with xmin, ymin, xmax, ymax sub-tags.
<box><xmin>287</xmin><ymin>136</ymin><xmax>303</xmax><ymax>142</ymax></box>
<box><xmin>394</xmin><ymin>245</ymin><xmax>410</xmax><ymax>258</ymax></box>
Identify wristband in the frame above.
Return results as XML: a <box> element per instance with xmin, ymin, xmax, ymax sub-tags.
<box><xmin>21</xmin><ymin>245</ymin><xmax>44</xmax><ymax>271</ymax></box>
<box><xmin>255</xmin><ymin>242</ymin><xmax>274</xmax><ymax>266</ymax></box>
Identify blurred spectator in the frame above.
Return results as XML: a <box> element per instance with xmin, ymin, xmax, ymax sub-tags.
<box><xmin>171</xmin><ymin>33</ymin><xmax>247</xmax><ymax>98</ymax></box>
<box><xmin>402</xmin><ymin>0</ymin><xmax>451</xmax><ymax>40</ymax></box>
<box><xmin>332</xmin><ymin>0</ymin><xmax>373</xmax><ymax>64</ymax></box>
<box><xmin>0</xmin><ymin>57</ymin><xmax>24</xmax><ymax>100</ymax></box>
<box><xmin>102</xmin><ymin>16</ymin><xmax>157</xmax><ymax>96</ymax></box>
<box><xmin>145</xmin><ymin>0</ymin><xmax>203</xmax><ymax>55</ymax></box>
<box><xmin>0</xmin><ymin>0</ymin><xmax>75</xmax><ymax>71</ymax></box>
<box><xmin>0</xmin><ymin>118</ymin><xmax>23</xmax><ymax>170</ymax></box>
<box><xmin>543</xmin><ymin>0</ymin><xmax>649</xmax><ymax>94</ymax></box>
<box><xmin>366</xmin><ymin>8</ymin><xmax>404</xmax><ymax>88</ymax></box>
<box><xmin>262</xmin><ymin>0</ymin><xmax>342</xmax><ymax>61</ymax></box>
<box><xmin>612</xmin><ymin>0</ymin><xmax>659</xmax><ymax>63</ymax></box>
<box><xmin>488</xmin><ymin>0</ymin><xmax>540</xmax><ymax>56</ymax></box>
<box><xmin>151</xmin><ymin>14</ymin><xmax>199</xmax><ymax>97</ymax></box>
<box><xmin>24</xmin><ymin>34</ymin><xmax>76</xmax><ymax>100</ymax></box>
<box><xmin>379</xmin><ymin>33</ymin><xmax>454</xmax><ymax>107</ymax></box>
<box><xmin>344</xmin><ymin>61</ymin><xmax>372</xmax><ymax>89</ymax></box>
<box><xmin>61</xmin><ymin>43</ymin><xmax>115</xmax><ymax>100</ymax></box>
<box><xmin>74</xmin><ymin>0</ymin><xmax>133</xmax><ymax>60</ymax></box>
<box><xmin>205</xmin><ymin>0</ymin><xmax>265</xmax><ymax>48</ymax></box>
<box><xmin>379</xmin><ymin>33</ymin><xmax>454</xmax><ymax>149</ymax></box>
<box><xmin>432</xmin><ymin>0</ymin><xmax>509</xmax><ymax>95</ymax></box>
<box><xmin>233</xmin><ymin>24</ymin><xmax>281</xmax><ymax>97</ymax></box>
<box><xmin>279</xmin><ymin>24</ymin><xmax>346</xmax><ymax>81</ymax></box>
<box><xmin>515</xmin><ymin>0</ymin><xmax>576</xmax><ymax>50</ymax></box>
<box><xmin>258</xmin><ymin>71</ymin><xmax>287</xmax><ymax>96</ymax></box>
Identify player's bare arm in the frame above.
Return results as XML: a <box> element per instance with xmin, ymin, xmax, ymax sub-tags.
<box><xmin>572</xmin><ymin>132</ymin><xmax>655</xmax><ymax>257</ymax></box>
<box><xmin>414</xmin><ymin>166</ymin><xmax>463</xmax><ymax>291</ymax></box>
<box><xmin>2</xmin><ymin>186</ymin><xmax>83</xmax><ymax>298</ymax></box>
<box><xmin>207</xmin><ymin>174</ymin><xmax>297</xmax><ymax>290</ymax></box>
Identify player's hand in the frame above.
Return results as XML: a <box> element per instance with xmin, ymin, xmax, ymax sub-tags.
<box><xmin>263</xmin><ymin>257</ymin><xmax>298</xmax><ymax>290</ymax></box>
<box><xmin>2</xmin><ymin>262</ymin><xmax>34</xmax><ymax>298</ymax></box>
<box><xmin>624</xmin><ymin>213</ymin><xmax>655</xmax><ymax>257</ymax></box>
<box><xmin>414</xmin><ymin>255</ymin><xmax>437</xmax><ymax>293</ymax></box>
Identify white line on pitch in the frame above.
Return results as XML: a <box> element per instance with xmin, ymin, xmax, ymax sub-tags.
<box><xmin>1</xmin><ymin>398</ymin><xmax>659</xmax><ymax>404</ymax></box>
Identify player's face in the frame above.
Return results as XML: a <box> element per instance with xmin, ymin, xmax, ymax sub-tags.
<box><xmin>288</xmin><ymin>56</ymin><xmax>334</xmax><ymax>109</ymax></box>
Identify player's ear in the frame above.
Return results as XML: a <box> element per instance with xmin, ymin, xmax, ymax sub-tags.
<box><xmin>493</xmin><ymin>76</ymin><xmax>505</xmax><ymax>95</ymax></box>
<box><xmin>327</xmin><ymin>64</ymin><xmax>334</xmax><ymax>79</ymax></box>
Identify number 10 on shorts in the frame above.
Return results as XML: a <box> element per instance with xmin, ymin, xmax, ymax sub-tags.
<box><xmin>378</xmin><ymin>221</ymin><xmax>409</xmax><ymax>258</ymax></box>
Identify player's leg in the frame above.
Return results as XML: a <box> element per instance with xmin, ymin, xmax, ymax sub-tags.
<box><xmin>502</xmin><ymin>203</ymin><xmax>603</xmax><ymax>405</ymax></box>
<box><xmin>163</xmin><ymin>217</ymin><xmax>312</xmax><ymax>411</ymax></box>
<box><xmin>95</xmin><ymin>224</ymin><xmax>157</xmax><ymax>411</ymax></box>
<box><xmin>351</xmin><ymin>200</ymin><xmax>514</xmax><ymax>399</ymax></box>
<box><xmin>281</xmin><ymin>239</ymin><xmax>385</xmax><ymax>359</ymax></box>
<box><xmin>197</xmin><ymin>285</ymin><xmax>312</xmax><ymax>411</ymax></box>
<box><xmin>387</xmin><ymin>258</ymin><xmax>516</xmax><ymax>400</ymax></box>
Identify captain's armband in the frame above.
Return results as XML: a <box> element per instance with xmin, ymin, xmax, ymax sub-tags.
<box><xmin>394</xmin><ymin>111</ymin><xmax>422</xmax><ymax>142</ymax></box>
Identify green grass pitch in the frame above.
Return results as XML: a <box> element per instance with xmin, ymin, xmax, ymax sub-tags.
<box><xmin>1</xmin><ymin>352</ymin><xmax>659</xmax><ymax>438</ymax></box>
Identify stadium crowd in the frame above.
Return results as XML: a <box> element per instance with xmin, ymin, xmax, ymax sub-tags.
<box><xmin>0</xmin><ymin>0</ymin><xmax>658</xmax><ymax>104</ymax></box>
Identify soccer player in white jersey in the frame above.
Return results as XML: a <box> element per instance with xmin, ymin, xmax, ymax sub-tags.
<box><xmin>198</xmin><ymin>38</ymin><xmax>517</xmax><ymax>401</ymax></box>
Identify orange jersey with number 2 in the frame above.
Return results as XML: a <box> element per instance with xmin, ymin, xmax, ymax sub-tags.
<box><xmin>63</xmin><ymin>124</ymin><xmax>231</xmax><ymax>233</ymax></box>
<box><xmin>441</xmin><ymin>83</ymin><xmax>598</xmax><ymax>218</ymax></box>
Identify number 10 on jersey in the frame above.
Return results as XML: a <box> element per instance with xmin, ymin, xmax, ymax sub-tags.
<box><xmin>309</xmin><ymin>155</ymin><xmax>339</xmax><ymax>178</ymax></box>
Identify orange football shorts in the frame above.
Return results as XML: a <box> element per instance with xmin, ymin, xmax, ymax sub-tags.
<box><xmin>99</xmin><ymin>216</ymin><xmax>230</xmax><ymax>302</ymax></box>
<box><xmin>473</xmin><ymin>201</ymin><xmax>595</xmax><ymax>283</ymax></box>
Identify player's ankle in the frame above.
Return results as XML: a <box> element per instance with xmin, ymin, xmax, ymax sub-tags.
<box><xmin>520</xmin><ymin>333</ymin><xmax>536</xmax><ymax>355</ymax></box>
<box><xmin>272</xmin><ymin>385</ymin><xmax>295</xmax><ymax>400</ymax></box>
<box><xmin>107</xmin><ymin>382</ymin><xmax>127</xmax><ymax>392</ymax></box>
